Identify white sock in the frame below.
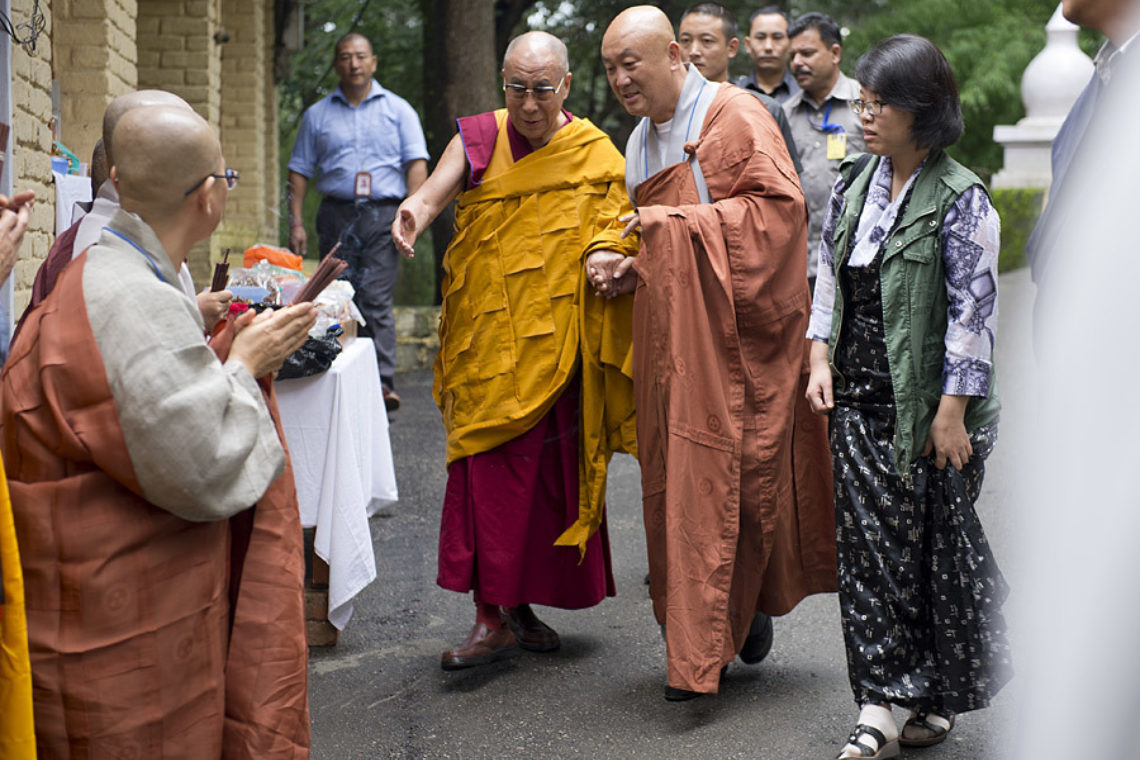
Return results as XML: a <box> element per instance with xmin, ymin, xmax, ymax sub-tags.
<box><xmin>857</xmin><ymin>703</ymin><xmax>898</xmax><ymax>743</ymax></box>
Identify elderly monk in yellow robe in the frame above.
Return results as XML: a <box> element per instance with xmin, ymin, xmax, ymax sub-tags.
<box><xmin>2</xmin><ymin>105</ymin><xmax>316</xmax><ymax>757</ymax></box>
<box><xmin>393</xmin><ymin>31</ymin><xmax>636</xmax><ymax>670</ymax></box>
<box><xmin>588</xmin><ymin>6</ymin><xmax>836</xmax><ymax>701</ymax></box>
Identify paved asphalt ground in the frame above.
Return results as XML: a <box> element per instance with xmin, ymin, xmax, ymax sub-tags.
<box><xmin>307</xmin><ymin>269</ymin><xmax>1034</xmax><ymax>759</ymax></box>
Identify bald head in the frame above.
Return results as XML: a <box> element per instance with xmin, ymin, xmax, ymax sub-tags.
<box><xmin>113</xmin><ymin>105</ymin><xmax>222</xmax><ymax>222</ymax></box>
<box><xmin>503</xmin><ymin>31</ymin><xmax>569</xmax><ymax>77</ymax></box>
<box><xmin>601</xmin><ymin>5</ymin><xmax>687</xmax><ymax>123</ymax></box>
<box><xmin>604</xmin><ymin>5</ymin><xmax>676</xmax><ymax>52</ymax></box>
<box><xmin>102</xmin><ymin>90</ymin><xmax>192</xmax><ymax>168</ymax></box>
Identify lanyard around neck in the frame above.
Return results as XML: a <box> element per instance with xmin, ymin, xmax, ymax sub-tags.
<box><xmin>102</xmin><ymin>227</ymin><xmax>169</xmax><ymax>284</ymax></box>
<box><xmin>642</xmin><ymin>79</ymin><xmax>708</xmax><ymax>181</ymax></box>
<box><xmin>811</xmin><ymin>101</ymin><xmax>846</xmax><ymax>134</ymax></box>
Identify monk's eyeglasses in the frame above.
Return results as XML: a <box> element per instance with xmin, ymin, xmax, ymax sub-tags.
<box><xmin>850</xmin><ymin>99</ymin><xmax>888</xmax><ymax>116</ymax></box>
<box><xmin>502</xmin><ymin>77</ymin><xmax>566</xmax><ymax>102</ymax></box>
<box><xmin>184</xmin><ymin>168</ymin><xmax>240</xmax><ymax>196</ymax></box>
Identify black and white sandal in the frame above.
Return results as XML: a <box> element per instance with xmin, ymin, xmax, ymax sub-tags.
<box><xmin>836</xmin><ymin>724</ymin><xmax>900</xmax><ymax>759</ymax></box>
<box><xmin>900</xmin><ymin>711</ymin><xmax>954</xmax><ymax>747</ymax></box>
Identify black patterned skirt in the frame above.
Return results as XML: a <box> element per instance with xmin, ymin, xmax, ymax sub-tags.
<box><xmin>830</xmin><ymin>258</ymin><xmax>1011</xmax><ymax>714</ymax></box>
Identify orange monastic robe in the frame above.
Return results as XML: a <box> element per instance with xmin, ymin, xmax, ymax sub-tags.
<box><xmin>2</xmin><ymin>240</ymin><xmax>309</xmax><ymax>757</ymax></box>
<box><xmin>590</xmin><ymin>85</ymin><xmax>837</xmax><ymax>694</ymax></box>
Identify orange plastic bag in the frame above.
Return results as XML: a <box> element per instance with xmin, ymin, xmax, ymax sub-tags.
<box><xmin>243</xmin><ymin>244</ymin><xmax>303</xmax><ymax>271</ymax></box>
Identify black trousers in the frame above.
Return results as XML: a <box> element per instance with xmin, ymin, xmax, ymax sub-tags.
<box><xmin>315</xmin><ymin>197</ymin><xmax>400</xmax><ymax>388</ymax></box>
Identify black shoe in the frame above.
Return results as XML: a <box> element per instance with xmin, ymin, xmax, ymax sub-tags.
<box><xmin>739</xmin><ymin>611</ymin><xmax>773</xmax><ymax>664</ymax></box>
<box><xmin>664</xmin><ymin>684</ymin><xmax>704</xmax><ymax>701</ymax></box>
<box><xmin>664</xmin><ymin>664</ymin><xmax>727</xmax><ymax>701</ymax></box>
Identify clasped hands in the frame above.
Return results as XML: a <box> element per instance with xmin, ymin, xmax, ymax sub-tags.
<box><xmin>586</xmin><ymin>212</ymin><xmax>639</xmax><ymax>299</ymax></box>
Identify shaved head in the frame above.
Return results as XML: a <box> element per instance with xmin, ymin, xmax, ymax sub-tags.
<box><xmin>503</xmin><ymin>31</ymin><xmax>569</xmax><ymax>77</ymax></box>
<box><xmin>604</xmin><ymin>5</ymin><xmax>676</xmax><ymax>53</ymax></box>
<box><xmin>102</xmin><ymin>89</ymin><xmax>192</xmax><ymax>168</ymax></box>
<box><xmin>113</xmin><ymin>105</ymin><xmax>221</xmax><ymax>221</ymax></box>
<box><xmin>601</xmin><ymin>5</ymin><xmax>687</xmax><ymax>123</ymax></box>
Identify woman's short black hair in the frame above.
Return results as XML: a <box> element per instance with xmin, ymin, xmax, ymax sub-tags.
<box><xmin>854</xmin><ymin>34</ymin><xmax>963</xmax><ymax>151</ymax></box>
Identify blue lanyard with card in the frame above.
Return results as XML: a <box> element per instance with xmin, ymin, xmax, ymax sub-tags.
<box><xmin>812</xmin><ymin>102</ymin><xmax>848</xmax><ymax>161</ymax></box>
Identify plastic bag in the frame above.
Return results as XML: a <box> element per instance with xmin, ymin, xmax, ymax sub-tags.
<box><xmin>277</xmin><ymin>325</ymin><xmax>344</xmax><ymax>380</ymax></box>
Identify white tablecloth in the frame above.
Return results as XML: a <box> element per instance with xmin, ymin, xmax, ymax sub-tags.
<box><xmin>276</xmin><ymin>338</ymin><xmax>398</xmax><ymax>629</ymax></box>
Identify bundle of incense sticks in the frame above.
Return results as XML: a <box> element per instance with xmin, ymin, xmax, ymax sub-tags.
<box><xmin>210</xmin><ymin>248</ymin><xmax>231</xmax><ymax>292</ymax></box>
<box><xmin>292</xmin><ymin>242</ymin><xmax>347</xmax><ymax>303</ymax></box>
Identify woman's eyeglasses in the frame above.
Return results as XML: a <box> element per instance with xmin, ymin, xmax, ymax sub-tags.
<box><xmin>850</xmin><ymin>100</ymin><xmax>888</xmax><ymax>116</ymax></box>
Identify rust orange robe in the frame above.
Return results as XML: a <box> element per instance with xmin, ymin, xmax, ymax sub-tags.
<box><xmin>2</xmin><ymin>252</ymin><xmax>309</xmax><ymax>758</ymax></box>
<box><xmin>594</xmin><ymin>85</ymin><xmax>837</xmax><ymax>694</ymax></box>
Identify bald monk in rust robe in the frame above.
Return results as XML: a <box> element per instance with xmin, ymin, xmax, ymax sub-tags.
<box><xmin>589</xmin><ymin>6</ymin><xmax>835</xmax><ymax>699</ymax></box>
<box><xmin>394</xmin><ymin>32</ymin><xmax>636</xmax><ymax>669</ymax></box>
<box><xmin>1</xmin><ymin>105</ymin><xmax>316</xmax><ymax>758</ymax></box>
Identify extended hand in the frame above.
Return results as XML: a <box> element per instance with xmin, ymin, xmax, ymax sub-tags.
<box><xmin>229</xmin><ymin>303</ymin><xmax>318</xmax><ymax>379</ymax></box>
<box><xmin>391</xmin><ymin>206</ymin><xmax>419</xmax><ymax>258</ymax></box>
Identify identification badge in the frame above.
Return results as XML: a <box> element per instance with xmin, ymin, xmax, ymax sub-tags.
<box><xmin>827</xmin><ymin>132</ymin><xmax>847</xmax><ymax>161</ymax></box>
<box><xmin>354</xmin><ymin>171</ymin><xmax>372</xmax><ymax>198</ymax></box>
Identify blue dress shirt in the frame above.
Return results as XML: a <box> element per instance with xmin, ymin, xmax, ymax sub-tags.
<box><xmin>288</xmin><ymin>80</ymin><xmax>429</xmax><ymax>201</ymax></box>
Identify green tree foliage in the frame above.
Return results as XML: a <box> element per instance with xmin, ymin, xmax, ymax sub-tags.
<box><xmin>277</xmin><ymin>0</ymin><xmax>1100</xmax><ymax>299</ymax></box>
<box><xmin>525</xmin><ymin>0</ymin><xmax>1099</xmax><ymax>180</ymax></box>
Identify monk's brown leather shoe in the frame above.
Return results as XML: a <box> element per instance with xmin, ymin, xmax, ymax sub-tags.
<box><xmin>440</xmin><ymin>622</ymin><xmax>518</xmax><ymax>670</ymax></box>
<box><xmin>500</xmin><ymin>604</ymin><xmax>560</xmax><ymax>652</ymax></box>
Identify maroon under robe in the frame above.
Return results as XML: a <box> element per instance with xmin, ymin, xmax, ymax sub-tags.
<box><xmin>435</xmin><ymin>111</ymin><xmax>616</xmax><ymax>609</ymax></box>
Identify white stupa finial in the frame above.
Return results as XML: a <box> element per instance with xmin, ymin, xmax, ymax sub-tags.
<box><xmin>992</xmin><ymin>3</ymin><xmax>1096</xmax><ymax>188</ymax></box>
<box><xmin>1021</xmin><ymin>4</ymin><xmax>1095</xmax><ymax>124</ymax></box>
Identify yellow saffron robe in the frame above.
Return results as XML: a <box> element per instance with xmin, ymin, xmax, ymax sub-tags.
<box><xmin>435</xmin><ymin>110</ymin><xmax>637</xmax><ymax>557</ymax></box>
<box><xmin>0</xmin><ymin>454</ymin><xmax>35</xmax><ymax>759</ymax></box>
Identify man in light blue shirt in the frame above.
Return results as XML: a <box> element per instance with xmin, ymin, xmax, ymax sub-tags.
<box><xmin>288</xmin><ymin>33</ymin><xmax>428</xmax><ymax>410</ymax></box>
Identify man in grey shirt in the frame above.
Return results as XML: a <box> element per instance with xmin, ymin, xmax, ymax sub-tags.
<box><xmin>783</xmin><ymin>12</ymin><xmax>865</xmax><ymax>288</ymax></box>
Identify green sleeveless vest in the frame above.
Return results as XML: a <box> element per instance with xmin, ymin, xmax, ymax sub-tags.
<box><xmin>826</xmin><ymin>150</ymin><xmax>1001</xmax><ymax>477</ymax></box>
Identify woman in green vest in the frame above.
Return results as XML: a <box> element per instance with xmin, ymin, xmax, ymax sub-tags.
<box><xmin>803</xmin><ymin>35</ymin><xmax>1011</xmax><ymax>760</ymax></box>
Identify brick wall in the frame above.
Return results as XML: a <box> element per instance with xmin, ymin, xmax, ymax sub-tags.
<box><xmin>10</xmin><ymin>0</ymin><xmax>55</xmax><ymax>314</ymax></box>
<box><xmin>5</xmin><ymin>0</ymin><xmax>283</xmax><ymax>312</ymax></box>
<box><xmin>137</xmin><ymin>0</ymin><xmax>221</xmax><ymax>285</ymax></box>
<box><xmin>54</xmin><ymin>0</ymin><xmax>137</xmax><ymax>163</ymax></box>
<box><xmin>137</xmin><ymin>0</ymin><xmax>219</xmax><ymax>123</ymax></box>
